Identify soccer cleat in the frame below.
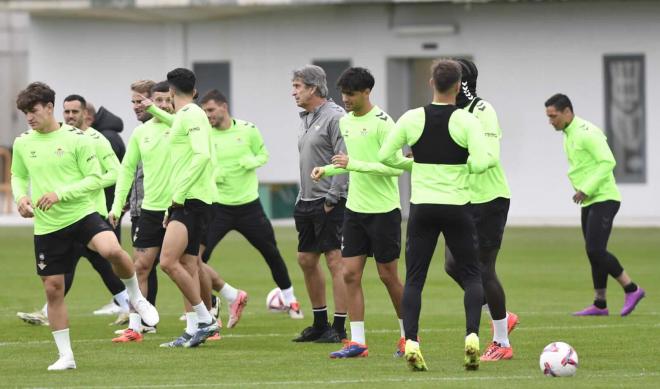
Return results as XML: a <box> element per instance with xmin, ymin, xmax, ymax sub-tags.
<box><xmin>47</xmin><ymin>354</ymin><xmax>76</xmax><ymax>371</ymax></box>
<box><xmin>480</xmin><ymin>341</ymin><xmax>513</xmax><ymax>361</ymax></box>
<box><xmin>210</xmin><ymin>295</ymin><xmax>221</xmax><ymax>320</ymax></box>
<box><xmin>329</xmin><ymin>341</ymin><xmax>368</xmax><ymax>358</ymax></box>
<box><xmin>395</xmin><ymin>336</ymin><xmax>406</xmax><ymax>358</ymax></box>
<box><xmin>287</xmin><ymin>301</ymin><xmax>304</xmax><ymax>319</ymax></box>
<box><xmin>93</xmin><ymin>300</ymin><xmax>121</xmax><ymax>316</ymax></box>
<box><xmin>185</xmin><ymin>319</ymin><xmax>220</xmax><ymax>348</ymax></box>
<box><xmin>621</xmin><ymin>287</ymin><xmax>645</xmax><ymax>317</ymax></box>
<box><xmin>110</xmin><ymin>312</ymin><xmax>129</xmax><ymax>326</ymax></box>
<box><xmin>464</xmin><ymin>333</ymin><xmax>480</xmax><ymax>370</ymax></box>
<box><xmin>178</xmin><ymin>313</ymin><xmax>186</xmax><ymax>321</ymax></box>
<box><xmin>292</xmin><ymin>325</ymin><xmax>327</xmax><ymax>342</ymax></box>
<box><xmin>227</xmin><ymin>290</ymin><xmax>248</xmax><ymax>329</ymax></box>
<box><xmin>506</xmin><ymin>312</ymin><xmax>519</xmax><ymax>334</ymax></box>
<box><xmin>314</xmin><ymin>327</ymin><xmax>346</xmax><ymax>344</ymax></box>
<box><xmin>572</xmin><ymin>305</ymin><xmax>609</xmax><ymax>316</ymax></box>
<box><xmin>17</xmin><ymin>310</ymin><xmax>49</xmax><ymax>326</ymax></box>
<box><xmin>132</xmin><ymin>298</ymin><xmax>159</xmax><ymax>327</ymax></box>
<box><xmin>207</xmin><ymin>329</ymin><xmax>222</xmax><ymax>341</ymax></box>
<box><xmin>159</xmin><ymin>332</ymin><xmax>192</xmax><ymax>348</ymax></box>
<box><xmin>404</xmin><ymin>340</ymin><xmax>428</xmax><ymax>371</ymax></box>
<box><xmin>111</xmin><ymin>328</ymin><xmax>143</xmax><ymax>343</ymax></box>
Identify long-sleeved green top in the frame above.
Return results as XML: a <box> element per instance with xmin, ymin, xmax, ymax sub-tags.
<box><xmin>85</xmin><ymin>127</ymin><xmax>120</xmax><ymax>217</ymax></box>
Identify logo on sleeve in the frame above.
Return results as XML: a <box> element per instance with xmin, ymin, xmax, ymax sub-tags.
<box><xmin>188</xmin><ymin>127</ymin><xmax>200</xmax><ymax>134</ymax></box>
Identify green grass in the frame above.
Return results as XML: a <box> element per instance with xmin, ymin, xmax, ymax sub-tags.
<box><xmin>0</xmin><ymin>226</ymin><xmax>659</xmax><ymax>388</ymax></box>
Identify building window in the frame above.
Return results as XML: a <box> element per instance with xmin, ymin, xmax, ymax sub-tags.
<box><xmin>193</xmin><ymin>62</ymin><xmax>231</xmax><ymax>104</ymax></box>
<box><xmin>312</xmin><ymin>60</ymin><xmax>351</xmax><ymax>107</ymax></box>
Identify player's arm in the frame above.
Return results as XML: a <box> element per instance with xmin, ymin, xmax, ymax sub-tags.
<box><xmin>146</xmin><ymin>104</ymin><xmax>175</xmax><ymax>127</ymax></box>
<box><xmin>10</xmin><ymin>139</ymin><xmax>34</xmax><ymax>217</ymax></box>
<box><xmin>239</xmin><ymin>125</ymin><xmax>269</xmax><ymax>170</ymax></box>
<box><xmin>325</xmin><ymin>116</ymin><xmax>348</xmax><ymax>204</ymax></box>
<box><xmin>577</xmin><ymin>131</ymin><xmax>617</xmax><ymax>196</ymax></box>
<box><xmin>474</xmin><ymin>103</ymin><xmax>502</xmax><ymax>165</ymax></box>
<box><xmin>110</xmin><ymin>133</ymin><xmax>140</xmax><ymax>216</ymax></box>
<box><xmin>171</xmin><ymin>113</ymin><xmax>211</xmax><ymax>205</ymax></box>
<box><xmin>451</xmin><ymin>111</ymin><xmax>496</xmax><ymax>174</ymax></box>
<box><xmin>378</xmin><ymin>109</ymin><xmax>421</xmax><ymax>168</ymax></box>
<box><xmin>55</xmin><ymin>135</ymin><xmax>103</xmax><ymax>202</ymax></box>
<box><xmin>96</xmin><ymin>135</ymin><xmax>120</xmax><ymax>189</ymax></box>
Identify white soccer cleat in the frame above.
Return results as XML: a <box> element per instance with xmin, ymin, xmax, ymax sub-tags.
<box><xmin>113</xmin><ymin>325</ymin><xmax>157</xmax><ymax>335</ymax></box>
<box><xmin>179</xmin><ymin>313</ymin><xmax>186</xmax><ymax>321</ymax></box>
<box><xmin>17</xmin><ymin>310</ymin><xmax>49</xmax><ymax>326</ymax></box>
<box><xmin>47</xmin><ymin>354</ymin><xmax>76</xmax><ymax>371</ymax></box>
<box><xmin>93</xmin><ymin>300</ymin><xmax>121</xmax><ymax>316</ymax></box>
<box><xmin>132</xmin><ymin>298</ymin><xmax>159</xmax><ymax>327</ymax></box>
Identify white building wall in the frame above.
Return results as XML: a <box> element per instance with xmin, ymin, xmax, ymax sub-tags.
<box><xmin>28</xmin><ymin>1</ymin><xmax>660</xmax><ymax>224</ymax></box>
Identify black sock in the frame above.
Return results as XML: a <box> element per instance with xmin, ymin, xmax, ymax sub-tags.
<box><xmin>623</xmin><ymin>282</ymin><xmax>638</xmax><ymax>294</ymax></box>
<box><xmin>312</xmin><ymin>306</ymin><xmax>328</xmax><ymax>329</ymax></box>
<box><xmin>332</xmin><ymin>312</ymin><xmax>347</xmax><ymax>333</ymax></box>
<box><xmin>594</xmin><ymin>299</ymin><xmax>607</xmax><ymax>309</ymax></box>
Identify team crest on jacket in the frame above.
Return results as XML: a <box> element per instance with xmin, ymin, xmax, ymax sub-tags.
<box><xmin>55</xmin><ymin>147</ymin><xmax>64</xmax><ymax>157</ymax></box>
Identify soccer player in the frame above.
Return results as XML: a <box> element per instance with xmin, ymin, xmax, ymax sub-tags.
<box><xmin>291</xmin><ymin>65</ymin><xmax>349</xmax><ymax>343</ymax></box>
<box><xmin>444</xmin><ymin>59</ymin><xmax>518</xmax><ymax>361</ymax></box>
<box><xmin>145</xmin><ymin>68</ymin><xmax>218</xmax><ymax>347</ymax></box>
<box><xmin>108</xmin><ymin>81</ymin><xmax>175</xmax><ymax>342</ymax></box>
<box><xmin>378</xmin><ymin>59</ymin><xmax>494</xmax><ymax>371</ymax></box>
<box><xmin>11</xmin><ymin>82</ymin><xmax>158</xmax><ymax>370</ymax></box>
<box><xmin>16</xmin><ymin>94</ymin><xmax>131</xmax><ymax>327</ymax></box>
<box><xmin>311</xmin><ymin>67</ymin><xmax>412</xmax><ymax>358</ymax></box>
<box><xmin>544</xmin><ymin>93</ymin><xmax>645</xmax><ymax>316</ymax></box>
<box><xmin>199</xmin><ymin>89</ymin><xmax>302</xmax><ymax>323</ymax></box>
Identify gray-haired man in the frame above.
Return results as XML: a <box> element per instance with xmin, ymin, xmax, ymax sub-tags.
<box><xmin>291</xmin><ymin>65</ymin><xmax>348</xmax><ymax>343</ymax></box>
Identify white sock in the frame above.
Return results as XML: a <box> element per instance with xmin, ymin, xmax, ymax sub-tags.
<box><xmin>42</xmin><ymin>303</ymin><xmax>48</xmax><ymax>317</ymax></box>
<box><xmin>114</xmin><ymin>290</ymin><xmax>130</xmax><ymax>313</ymax></box>
<box><xmin>128</xmin><ymin>313</ymin><xmax>141</xmax><ymax>332</ymax></box>
<box><xmin>482</xmin><ymin>303</ymin><xmax>492</xmax><ymax>319</ymax></box>
<box><xmin>350</xmin><ymin>321</ymin><xmax>365</xmax><ymax>344</ymax></box>
<box><xmin>220</xmin><ymin>283</ymin><xmax>239</xmax><ymax>303</ymax></box>
<box><xmin>398</xmin><ymin>318</ymin><xmax>405</xmax><ymax>337</ymax></box>
<box><xmin>193</xmin><ymin>302</ymin><xmax>212</xmax><ymax>325</ymax></box>
<box><xmin>120</xmin><ymin>274</ymin><xmax>143</xmax><ymax>304</ymax></box>
<box><xmin>185</xmin><ymin>312</ymin><xmax>198</xmax><ymax>336</ymax></box>
<box><xmin>493</xmin><ymin>314</ymin><xmax>510</xmax><ymax>347</ymax></box>
<box><xmin>281</xmin><ymin>286</ymin><xmax>295</xmax><ymax>306</ymax></box>
<box><xmin>52</xmin><ymin>329</ymin><xmax>73</xmax><ymax>358</ymax></box>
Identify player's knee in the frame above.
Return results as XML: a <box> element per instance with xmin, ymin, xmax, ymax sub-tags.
<box><xmin>586</xmin><ymin>247</ymin><xmax>607</xmax><ymax>263</ymax></box>
<box><xmin>43</xmin><ymin>278</ymin><xmax>64</xmax><ymax>298</ymax></box>
<box><xmin>134</xmin><ymin>259</ymin><xmax>151</xmax><ymax>276</ymax></box>
<box><xmin>343</xmin><ymin>269</ymin><xmax>360</xmax><ymax>285</ymax></box>
<box><xmin>326</xmin><ymin>258</ymin><xmax>344</xmax><ymax>277</ymax></box>
<box><xmin>102</xmin><ymin>244</ymin><xmax>125</xmax><ymax>262</ymax></box>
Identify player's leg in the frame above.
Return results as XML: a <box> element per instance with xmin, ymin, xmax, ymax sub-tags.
<box><xmin>443</xmin><ymin>204</ymin><xmax>484</xmax><ymax>371</ymax></box>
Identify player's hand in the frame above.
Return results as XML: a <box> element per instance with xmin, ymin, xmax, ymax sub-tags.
<box><xmin>323</xmin><ymin>203</ymin><xmax>335</xmax><ymax>214</ymax></box>
<box><xmin>36</xmin><ymin>192</ymin><xmax>59</xmax><ymax>211</ymax></box>
<box><xmin>573</xmin><ymin>191</ymin><xmax>587</xmax><ymax>204</ymax></box>
<box><xmin>137</xmin><ymin>94</ymin><xmax>154</xmax><ymax>110</ymax></box>
<box><xmin>405</xmin><ymin>151</ymin><xmax>414</xmax><ymax>158</ymax></box>
<box><xmin>17</xmin><ymin>196</ymin><xmax>34</xmax><ymax>218</ymax></box>
<box><xmin>108</xmin><ymin>212</ymin><xmax>118</xmax><ymax>228</ymax></box>
<box><xmin>310</xmin><ymin>167</ymin><xmax>325</xmax><ymax>182</ymax></box>
<box><xmin>331</xmin><ymin>151</ymin><xmax>349</xmax><ymax>169</ymax></box>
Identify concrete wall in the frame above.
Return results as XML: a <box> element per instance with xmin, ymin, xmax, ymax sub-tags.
<box><xmin>27</xmin><ymin>1</ymin><xmax>660</xmax><ymax>224</ymax></box>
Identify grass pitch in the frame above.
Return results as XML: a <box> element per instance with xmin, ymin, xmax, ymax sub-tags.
<box><xmin>0</xmin><ymin>226</ymin><xmax>658</xmax><ymax>388</ymax></box>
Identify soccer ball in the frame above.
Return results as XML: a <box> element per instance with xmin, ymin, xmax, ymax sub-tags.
<box><xmin>266</xmin><ymin>287</ymin><xmax>286</xmax><ymax>312</ymax></box>
<box><xmin>539</xmin><ymin>342</ymin><xmax>579</xmax><ymax>377</ymax></box>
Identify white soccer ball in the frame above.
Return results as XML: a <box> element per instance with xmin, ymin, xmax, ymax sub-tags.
<box><xmin>266</xmin><ymin>287</ymin><xmax>286</xmax><ymax>312</ymax></box>
<box><xmin>539</xmin><ymin>342</ymin><xmax>579</xmax><ymax>377</ymax></box>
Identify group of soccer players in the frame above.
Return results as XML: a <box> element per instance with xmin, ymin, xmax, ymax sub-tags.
<box><xmin>10</xmin><ymin>58</ymin><xmax>644</xmax><ymax>372</ymax></box>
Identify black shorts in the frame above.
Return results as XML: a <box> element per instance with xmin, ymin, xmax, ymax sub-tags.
<box><xmin>33</xmin><ymin>212</ymin><xmax>113</xmax><ymax>276</ymax></box>
<box><xmin>341</xmin><ymin>208</ymin><xmax>401</xmax><ymax>263</ymax></box>
<box><xmin>133</xmin><ymin>209</ymin><xmax>166</xmax><ymax>249</ymax></box>
<box><xmin>294</xmin><ymin>198</ymin><xmax>345</xmax><ymax>253</ymax></box>
<box><xmin>471</xmin><ymin>197</ymin><xmax>510</xmax><ymax>250</ymax></box>
<box><xmin>169</xmin><ymin>199</ymin><xmax>211</xmax><ymax>256</ymax></box>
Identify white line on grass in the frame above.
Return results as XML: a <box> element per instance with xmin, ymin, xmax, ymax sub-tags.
<box><xmin>2</xmin><ymin>322</ymin><xmax>658</xmax><ymax>347</ymax></box>
<box><xmin>24</xmin><ymin>371</ymin><xmax>660</xmax><ymax>388</ymax></box>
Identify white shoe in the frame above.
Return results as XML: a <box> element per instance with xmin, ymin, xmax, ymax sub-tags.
<box><xmin>179</xmin><ymin>313</ymin><xmax>186</xmax><ymax>321</ymax></box>
<box><xmin>47</xmin><ymin>354</ymin><xmax>76</xmax><ymax>371</ymax></box>
<box><xmin>113</xmin><ymin>325</ymin><xmax>157</xmax><ymax>335</ymax></box>
<box><xmin>93</xmin><ymin>300</ymin><xmax>121</xmax><ymax>316</ymax></box>
<box><xmin>110</xmin><ymin>312</ymin><xmax>130</xmax><ymax>326</ymax></box>
<box><xmin>17</xmin><ymin>310</ymin><xmax>49</xmax><ymax>326</ymax></box>
<box><xmin>132</xmin><ymin>298</ymin><xmax>159</xmax><ymax>327</ymax></box>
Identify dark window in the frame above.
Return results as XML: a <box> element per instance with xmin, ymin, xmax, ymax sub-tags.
<box><xmin>193</xmin><ymin>62</ymin><xmax>231</xmax><ymax>104</ymax></box>
<box><xmin>313</xmin><ymin>60</ymin><xmax>351</xmax><ymax>107</ymax></box>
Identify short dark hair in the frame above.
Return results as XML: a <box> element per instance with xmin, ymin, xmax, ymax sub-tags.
<box><xmin>16</xmin><ymin>82</ymin><xmax>56</xmax><ymax>113</ymax></box>
<box><xmin>199</xmin><ymin>89</ymin><xmax>228</xmax><ymax>106</ymax></box>
<box><xmin>431</xmin><ymin>59</ymin><xmax>462</xmax><ymax>94</ymax></box>
<box><xmin>151</xmin><ymin>81</ymin><xmax>170</xmax><ymax>95</ymax></box>
<box><xmin>63</xmin><ymin>94</ymin><xmax>86</xmax><ymax>109</ymax></box>
<box><xmin>167</xmin><ymin>68</ymin><xmax>196</xmax><ymax>95</ymax></box>
<box><xmin>336</xmin><ymin>67</ymin><xmax>375</xmax><ymax>93</ymax></box>
<box><xmin>545</xmin><ymin>93</ymin><xmax>574</xmax><ymax>112</ymax></box>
